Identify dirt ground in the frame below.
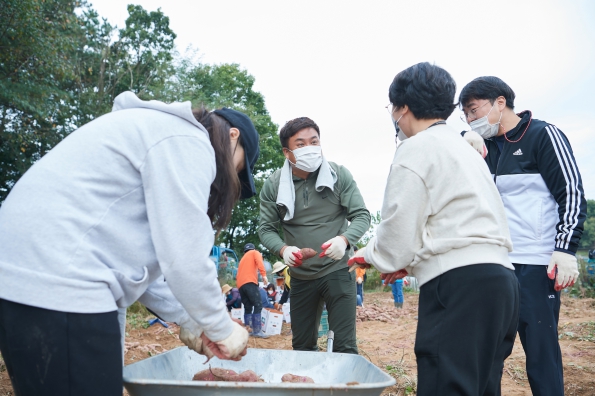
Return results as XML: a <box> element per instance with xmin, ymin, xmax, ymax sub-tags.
<box><xmin>1</xmin><ymin>291</ymin><xmax>594</xmax><ymax>395</ymax></box>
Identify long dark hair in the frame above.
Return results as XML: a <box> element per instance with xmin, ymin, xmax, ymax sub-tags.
<box><xmin>192</xmin><ymin>107</ymin><xmax>241</xmax><ymax>233</ymax></box>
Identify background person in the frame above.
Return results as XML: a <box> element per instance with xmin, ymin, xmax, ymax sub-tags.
<box><xmin>259</xmin><ymin>286</ymin><xmax>275</xmax><ymax>310</ymax></box>
<box><xmin>272</xmin><ymin>261</ymin><xmax>291</xmax><ymax>310</ymax></box>
<box><xmin>355</xmin><ymin>274</ymin><xmax>364</xmax><ymax>307</ymax></box>
<box><xmin>350</xmin><ymin>62</ymin><xmax>519</xmax><ymax>396</ymax></box>
<box><xmin>236</xmin><ymin>243</ymin><xmax>269</xmax><ymax>338</ymax></box>
<box><xmin>265</xmin><ymin>283</ymin><xmax>277</xmax><ymax>306</ymax></box>
<box><xmin>222</xmin><ymin>284</ymin><xmax>241</xmax><ymax>311</ymax></box>
<box><xmin>459</xmin><ymin>76</ymin><xmax>587</xmax><ymax>396</ymax></box>
<box><xmin>390</xmin><ymin>278</ymin><xmax>409</xmax><ymax>309</ymax></box>
<box><xmin>353</xmin><ymin>246</ymin><xmax>366</xmax><ymax>307</ymax></box>
<box><xmin>259</xmin><ymin>117</ymin><xmax>371</xmax><ymax>354</ymax></box>
<box><xmin>0</xmin><ymin>92</ymin><xmax>259</xmax><ymax>395</ymax></box>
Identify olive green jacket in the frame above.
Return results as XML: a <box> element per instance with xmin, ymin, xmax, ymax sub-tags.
<box><xmin>258</xmin><ymin>162</ymin><xmax>371</xmax><ymax>280</ymax></box>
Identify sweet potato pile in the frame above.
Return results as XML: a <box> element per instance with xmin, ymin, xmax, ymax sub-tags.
<box><xmin>192</xmin><ymin>368</ymin><xmax>315</xmax><ymax>384</ymax></box>
<box><xmin>192</xmin><ymin>367</ymin><xmax>262</xmax><ymax>382</ymax></box>
<box><xmin>356</xmin><ymin>303</ymin><xmax>399</xmax><ymax>323</ymax></box>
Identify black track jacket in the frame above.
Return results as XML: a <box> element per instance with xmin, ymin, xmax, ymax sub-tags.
<box><xmin>471</xmin><ymin>111</ymin><xmax>586</xmax><ymax>265</ymax></box>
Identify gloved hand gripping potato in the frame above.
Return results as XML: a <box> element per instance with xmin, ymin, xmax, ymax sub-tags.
<box><xmin>464</xmin><ymin>130</ymin><xmax>488</xmax><ymax>158</ymax></box>
<box><xmin>180</xmin><ymin>321</ymin><xmax>249</xmax><ymax>361</ymax></box>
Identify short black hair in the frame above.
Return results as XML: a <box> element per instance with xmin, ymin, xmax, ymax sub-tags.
<box><xmin>459</xmin><ymin>76</ymin><xmax>516</xmax><ymax>109</ymax></box>
<box><xmin>389</xmin><ymin>62</ymin><xmax>456</xmax><ymax>120</ymax></box>
<box><xmin>279</xmin><ymin>117</ymin><xmax>320</xmax><ymax>148</ymax></box>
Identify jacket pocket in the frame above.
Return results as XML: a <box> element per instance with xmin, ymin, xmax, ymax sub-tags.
<box><xmin>110</xmin><ymin>266</ymin><xmax>151</xmax><ymax>308</ymax></box>
<box><xmin>535</xmin><ymin>198</ymin><xmax>543</xmax><ymax>240</ymax></box>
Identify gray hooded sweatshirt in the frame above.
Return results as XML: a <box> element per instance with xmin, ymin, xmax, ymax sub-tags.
<box><xmin>0</xmin><ymin>92</ymin><xmax>233</xmax><ymax>341</ymax></box>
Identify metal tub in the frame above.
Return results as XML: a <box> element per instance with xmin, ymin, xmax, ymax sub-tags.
<box><xmin>123</xmin><ymin>347</ymin><xmax>396</xmax><ymax>396</ymax></box>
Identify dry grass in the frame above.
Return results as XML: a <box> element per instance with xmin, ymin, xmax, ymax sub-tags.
<box><xmin>378</xmin><ymin>347</ymin><xmax>418</xmax><ymax>395</ymax></box>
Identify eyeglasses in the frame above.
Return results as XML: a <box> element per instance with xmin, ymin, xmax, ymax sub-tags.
<box><xmin>460</xmin><ymin>101</ymin><xmax>491</xmax><ymax>123</ymax></box>
<box><xmin>385</xmin><ymin>103</ymin><xmax>395</xmax><ymax>115</ymax></box>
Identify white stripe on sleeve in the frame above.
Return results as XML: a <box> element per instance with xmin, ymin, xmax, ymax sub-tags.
<box><xmin>545</xmin><ymin>125</ymin><xmax>582</xmax><ymax>250</ymax></box>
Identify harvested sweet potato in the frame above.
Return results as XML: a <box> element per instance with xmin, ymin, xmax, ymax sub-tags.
<box><xmin>292</xmin><ymin>248</ymin><xmax>318</xmax><ymax>265</ymax></box>
<box><xmin>300</xmin><ymin>248</ymin><xmax>317</xmax><ymax>260</ymax></box>
<box><xmin>281</xmin><ymin>373</ymin><xmax>315</xmax><ymax>383</ymax></box>
<box><xmin>236</xmin><ymin>370</ymin><xmax>261</xmax><ymax>382</ymax></box>
<box><xmin>192</xmin><ymin>367</ymin><xmax>261</xmax><ymax>382</ymax></box>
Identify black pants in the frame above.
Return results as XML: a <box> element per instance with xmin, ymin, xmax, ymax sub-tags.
<box><xmin>513</xmin><ymin>264</ymin><xmax>564</xmax><ymax>396</ymax></box>
<box><xmin>0</xmin><ymin>299</ymin><xmax>122</xmax><ymax>396</ymax></box>
<box><xmin>239</xmin><ymin>283</ymin><xmax>262</xmax><ymax>315</ymax></box>
<box><xmin>415</xmin><ymin>264</ymin><xmax>519</xmax><ymax>396</ymax></box>
<box><xmin>290</xmin><ymin>267</ymin><xmax>357</xmax><ymax>354</ymax></box>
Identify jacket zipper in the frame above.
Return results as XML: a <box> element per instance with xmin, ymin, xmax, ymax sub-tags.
<box><xmin>493</xmin><ymin>138</ymin><xmax>503</xmax><ymax>184</ymax></box>
<box><xmin>303</xmin><ymin>179</ymin><xmax>309</xmax><ymax>208</ymax></box>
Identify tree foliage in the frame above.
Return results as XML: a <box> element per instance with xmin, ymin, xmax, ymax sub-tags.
<box><xmin>0</xmin><ymin>0</ymin><xmax>178</xmax><ymax>197</ymax></box>
<box><xmin>357</xmin><ymin>211</ymin><xmax>381</xmax><ymax>248</ymax></box>
<box><xmin>580</xmin><ymin>199</ymin><xmax>595</xmax><ymax>250</ymax></box>
<box><xmin>1</xmin><ymin>0</ymin><xmax>83</xmax><ymax>197</ymax></box>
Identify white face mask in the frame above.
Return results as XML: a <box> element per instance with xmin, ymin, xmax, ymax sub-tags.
<box><xmin>393</xmin><ymin>115</ymin><xmax>407</xmax><ymax>141</ymax></box>
<box><xmin>287</xmin><ymin>145</ymin><xmax>323</xmax><ymax>172</ymax></box>
<box><xmin>268</xmin><ymin>290</ymin><xmax>274</xmax><ymax>295</ymax></box>
<box><xmin>469</xmin><ymin>103</ymin><xmax>502</xmax><ymax>139</ymax></box>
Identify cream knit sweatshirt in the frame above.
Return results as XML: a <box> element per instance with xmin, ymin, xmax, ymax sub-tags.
<box><xmin>364</xmin><ymin>124</ymin><xmax>514</xmax><ymax>286</ymax></box>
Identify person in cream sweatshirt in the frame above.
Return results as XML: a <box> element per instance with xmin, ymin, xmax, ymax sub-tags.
<box><xmin>0</xmin><ymin>92</ymin><xmax>259</xmax><ymax>395</ymax></box>
<box><xmin>350</xmin><ymin>63</ymin><xmax>520</xmax><ymax>396</ymax></box>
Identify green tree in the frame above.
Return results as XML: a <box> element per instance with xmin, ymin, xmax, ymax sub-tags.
<box><xmin>69</xmin><ymin>4</ymin><xmax>177</xmax><ymax>123</ymax></box>
<box><xmin>357</xmin><ymin>210</ymin><xmax>381</xmax><ymax>248</ymax></box>
<box><xmin>580</xmin><ymin>199</ymin><xmax>595</xmax><ymax>249</ymax></box>
<box><xmin>0</xmin><ymin>1</ymin><xmax>177</xmax><ymax>202</ymax></box>
<box><xmin>0</xmin><ymin>0</ymin><xmax>84</xmax><ymax>201</ymax></box>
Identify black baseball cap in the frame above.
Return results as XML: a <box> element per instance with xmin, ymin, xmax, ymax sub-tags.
<box><xmin>213</xmin><ymin>108</ymin><xmax>260</xmax><ymax>199</ymax></box>
<box><xmin>244</xmin><ymin>243</ymin><xmax>256</xmax><ymax>252</ymax></box>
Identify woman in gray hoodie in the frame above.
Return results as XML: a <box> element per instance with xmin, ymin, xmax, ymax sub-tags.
<box><xmin>0</xmin><ymin>92</ymin><xmax>259</xmax><ymax>395</ymax></box>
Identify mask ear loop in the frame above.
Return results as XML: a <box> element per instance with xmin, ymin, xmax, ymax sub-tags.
<box><xmin>394</xmin><ymin>115</ymin><xmax>403</xmax><ymax>143</ymax></box>
<box><xmin>284</xmin><ymin>147</ymin><xmax>298</xmax><ymax>167</ymax></box>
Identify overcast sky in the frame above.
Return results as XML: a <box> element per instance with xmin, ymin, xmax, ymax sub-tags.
<box><xmin>90</xmin><ymin>0</ymin><xmax>594</xmax><ymax>214</ymax></box>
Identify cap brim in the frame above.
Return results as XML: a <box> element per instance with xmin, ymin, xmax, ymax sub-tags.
<box><xmin>238</xmin><ymin>150</ymin><xmax>257</xmax><ymax>199</ymax></box>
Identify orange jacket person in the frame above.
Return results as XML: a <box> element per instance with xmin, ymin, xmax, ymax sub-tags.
<box><xmin>236</xmin><ymin>243</ymin><xmax>268</xmax><ymax>337</ymax></box>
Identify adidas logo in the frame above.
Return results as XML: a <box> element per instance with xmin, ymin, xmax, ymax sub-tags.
<box><xmin>513</xmin><ymin>149</ymin><xmax>523</xmax><ymax>156</ymax></box>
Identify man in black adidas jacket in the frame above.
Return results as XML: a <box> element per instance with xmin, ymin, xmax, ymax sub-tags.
<box><xmin>460</xmin><ymin>76</ymin><xmax>586</xmax><ymax>396</ymax></box>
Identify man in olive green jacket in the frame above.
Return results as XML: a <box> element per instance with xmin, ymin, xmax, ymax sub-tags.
<box><xmin>258</xmin><ymin>117</ymin><xmax>370</xmax><ymax>354</ymax></box>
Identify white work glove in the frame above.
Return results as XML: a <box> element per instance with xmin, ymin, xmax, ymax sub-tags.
<box><xmin>282</xmin><ymin>246</ymin><xmax>301</xmax><ymax>267</ymax></box>
<box><xmin>464</xmin><ymin>130</ymin><xmax>488</xmax><ymax>158</ymax></box>
<box><xmin>203</xmin><ymin>321</ymin><xmax>249</xmax><ymax>361</ymax></box>
<box><xmin>347</xmin><ymin>246</ymin><xmax>371</xmax><ymax>272</ymax></box>
<box><xmin>320</xmin><ymin>236</ymin><xmax>348</xmax><ymax>260</ymax></box>
<box><xmin>179</xmin><ymin>326</ymin><xmax>214</xmax><ymax>361</ymax></box>
<box><xmin>356</xmin><ymin>277</ymin><xmax>363</xmax><ymax>284</ymax></box>
<box><xmin>547</xmin><ymin>251</ymin><xmax>579</xmax><ymax>291</ymax></box>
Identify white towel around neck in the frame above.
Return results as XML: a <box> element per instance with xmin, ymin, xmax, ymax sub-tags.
<box><xmin>276</xmin><ymin>157</ymin><xmax>337</xmax><ymax>221</ymax></box>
